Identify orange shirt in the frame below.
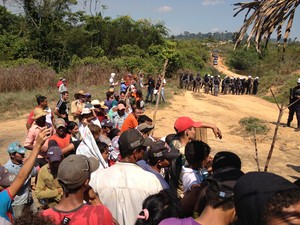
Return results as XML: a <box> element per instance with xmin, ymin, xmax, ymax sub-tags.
<box><xmin>49</xmin><ymin>134</ymin><xmax>71</xmax><ymax>149</ymax></box>
<box><xmin>120</xmin><ymin>113</ymin><xmax>138</xmax><ymax>132</ymax></box>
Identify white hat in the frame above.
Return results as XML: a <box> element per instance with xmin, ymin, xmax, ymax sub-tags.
<box><xmin>255</xmin><ymin>77</ymin><xmax>259</xmax><ymax>79</ymax></box>
<box><xmin>81</xmin><ymin>108</ymin><xmax>92</xmax><ymax>115</ymax></box>
<box><xmin>91</xmin><ymin>99</ymin><xmax>100</xmax><ymax>106</ymax></box>
<box><xmin>111</xmin><ymin>73</ymin><xmax>116</xmax><ymax>77</ymax></box>
<box><xmin>297</xmin><ymin>78</ymin><xmax>300</xmax><ymax>83</ymax></box>
<box><xmin>248</xmin><ymin>75</ymin><xmax>252</xmax><ymax>78</ymax></box>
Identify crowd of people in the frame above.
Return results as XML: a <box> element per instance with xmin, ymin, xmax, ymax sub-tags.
<box><xmin>0</xmin><ymin>72</ymin><xmax>300</xmax><ymax>225</ymax></box>
<box><xmin>180</xmin><ymin>73</ymin><xmax>260</xmax><ymax>96</ymax></box>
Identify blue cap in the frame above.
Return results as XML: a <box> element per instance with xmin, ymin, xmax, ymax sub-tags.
<box><xmin>7</xmin><ymin>142</ymin><xmax>27</xmax><ymax>154</ymax></box>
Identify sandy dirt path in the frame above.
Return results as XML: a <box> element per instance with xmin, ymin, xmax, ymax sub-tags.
<box><xmin>0</xmin><ymin>86</ymin><xmax>299</xmax><ymax>182</ymax></box>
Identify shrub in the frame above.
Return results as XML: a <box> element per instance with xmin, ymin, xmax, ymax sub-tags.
<box><xmin>239</xmin><ymin>117</ymin><xmax>269</xmax><ymax>135</ymax></box>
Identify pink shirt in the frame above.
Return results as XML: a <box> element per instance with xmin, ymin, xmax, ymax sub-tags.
<box><xmin>24</xmin><ymin>124</ymin><xmax>54</xmax><ymax>157</ymax></box>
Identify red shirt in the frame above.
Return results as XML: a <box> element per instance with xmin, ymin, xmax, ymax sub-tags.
<box><xmin>57</xmin><ymin>80</ymin><xmax>63</xmax><ymax>89</ymax></box>
<box><xmin>42</xmin><ymin>204</ymin><xmax>113</xmax><ymax>225</ymax></box>
<box><xmin>49</xmin><ymin>134</ymin><xmax>71</xmax><ymax>149</ymax></box>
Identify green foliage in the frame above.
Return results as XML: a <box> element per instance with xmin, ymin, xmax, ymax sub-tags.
<box><xmin>239</xmin><ymin>117</ymin><xmax>269</xmax><ymax>135</ymax></box>
<box><xmin>228</xmin><ymin>47</ymin><xmax>259</xmax><ymax>70</ymax></box>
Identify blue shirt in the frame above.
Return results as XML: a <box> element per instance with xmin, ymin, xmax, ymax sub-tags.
<box><xmin>0</xmin><ymin>189</ymin><xmax>13</xmax><ymax>223</ymax></box>
<box><xmin>137</xmin><ymin>160</ymin><xmax>170</xmax><ymax>189</ymax></box>
<box><xmin>4</xmin><ymin>160</ymin><xmax>36</xmax><ymax>206</ymax></box>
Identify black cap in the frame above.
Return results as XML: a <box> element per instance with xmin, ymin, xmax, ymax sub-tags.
<box><xmin>148</xmin><ymin>140</ymin><xmax>180</xmax><ymax>161</ymax></box>
<box><xmin>212</xmin><ymin>151</ymin><xmax>241</xmax><ymax>172</ymax></box>
<box><xmin>118</xmin><ymin>129</ymin><xmax>145</xmax><ymax>151</ymax></box>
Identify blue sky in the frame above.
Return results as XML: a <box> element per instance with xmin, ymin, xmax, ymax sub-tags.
<box><xmin>4</xmin><ymin>0</ymin><xmax>300</xmax><ymax>38</ymax></box>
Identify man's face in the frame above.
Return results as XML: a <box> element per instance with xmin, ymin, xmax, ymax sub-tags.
<box><xmin>134</xmin><ymin>109</ymin><xmax>143</xmax><ymax>119</ymax></box>
<box><xmin>56</xmin><ymin>127</ymin><xmax>67</xmax><ymax>138</ymax></box>
<box><xmin>80</xmin><ymin>95</ymin><xmax>86</xmax><ymax>103</ymax></box>
<box><xmin>186</xmin><ymin>127</ymin><xmax>196</xmax><ymax>140</ymax></box>
<box><xmin>49</xmin><ymin>161</ymin><xmax>61</xmax><ymax>178</ymax></box>
<box><xmin>11</xmin><ymin>152</ymin><xmax>25</xmax><ymax>164</ymax></box>
<box><xmin>120</xmin><ymin>93</ymin><xmax>126</xmax><ymax>100</ymax></box>
<box><xmin>118</xmin><ymin>109</ymin><xmax>125</xmax><ymax>116</ymax></box>
<box><xmin>63</xmin><ymin>93</ymin><xmax>69</xmax><ymax>101</ymax></box>
<box><xmin>41</xmin><ymin>99</ymin><xmax>48</xmax><ymax>109</ymax></box>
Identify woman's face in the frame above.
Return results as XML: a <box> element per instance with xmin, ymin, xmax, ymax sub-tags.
<box><xmin>70</xmin><ymin>125</ymin><xmax>79</xmax><ymax>135</ymax></box>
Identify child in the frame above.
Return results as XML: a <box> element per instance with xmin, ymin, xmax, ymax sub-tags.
<box><xmin>181</xmin><ymin>141</ymin><xmax>211</xmax><ymax>193</ymax></box>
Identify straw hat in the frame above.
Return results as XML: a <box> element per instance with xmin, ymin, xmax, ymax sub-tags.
<box><xmin>32</xmin><ymin>108</ymin><xmax>49</xmax><ymax>120</ymax></box>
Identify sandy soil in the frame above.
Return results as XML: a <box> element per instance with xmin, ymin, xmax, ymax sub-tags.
<box><xmin>1</xmin><ymin>62</ymin><xmax>299</xmax><ymax>182</ymax></box>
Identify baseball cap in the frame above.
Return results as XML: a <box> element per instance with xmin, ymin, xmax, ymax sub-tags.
<box><xmin>207</xmin><ymin>167</ymin><xmax>244</xmax><ymax>199</ymax></box>
<box><xmin>57</xmin><ymin>154</ymin><xmax>99</xmax><ymax>190</ymax></box>
<box><xmin>47</xmin><ymin>146</ymin><xmax>63</xmax><ymax>163</ymax></box>
<box><xmin>55</xmin><ymin>118</ymin><xmax>66</xmax><ymax>128</ymax></box>
<box><xmin>212</xmin><ymin>151</ymin><xmax>242</xmax><ymax>172</ymax></box>
<box><xmin>0</xmin><ymin>166</ymin><xmax>16</xmax><ymax>187</ymax></box>
<box><xmin>136</xmin><ymin>123</ymin><xmax>155</xmax><ymax>134</ymax></box>
<box><xmin>148</xmin><ymin>140</ymin><xmax>180</xmax><ymax>161</ymax></box>
<box><xmin>117</xmin><ymin>103</ymin><xmax>125</xmax><ymax>110</ymax></box>
<box><xmin>118</xmin><ymin>129</ymin><xmax>146</xmax><ymax>151</ymax></box>
<box><xmin>174</xmin><ymin>116</ymin><xmax>202</xmax><ymax>133</ymax></box>
<box><xmin>32</xmin><ymin>107</ymin><xmax>49</xmax><ymax>120</ymax></box>
<box><xmin>7</xmin><ymin>142</ymin><xmax>27</xmax><ymax>154</ymax></box>
<box><xmin>101</xmin><ymin>119</ymin><xmax>113</xmax><ymax>128</ymax></box>
<box><xmin>91</xmin><ymin>99</ymin><xmax>100</xmax><ymax>106</ymax></box>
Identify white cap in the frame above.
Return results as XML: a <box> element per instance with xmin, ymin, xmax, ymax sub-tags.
<box><xmin>297</xmin><ymin>78</ymin><xmax>300</xmax><ymax>83</ymax></box>
<box><xmin>248</xmin><ymin>75</ymin><xmax>252</xmax><ymax>78</ymax></box>
<box><xmin>255</xmin><ymin>77</ymin><xmax>259</xmax><ymax>79</ymax></box>
<box><xmin>91</xmin><ymin>99</ymin><xmax>100</xmax><ymax>106</ymax></box>
<box><xmin>111</xmin><ymin>73</ymin><xmax>116</xmax><ymax>77</ymax></box>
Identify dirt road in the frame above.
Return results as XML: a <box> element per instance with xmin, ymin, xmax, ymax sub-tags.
<box><xmin>1</xmin><ymin>89</ymin><xmax>299</xmax><ymax>181</ymax></box>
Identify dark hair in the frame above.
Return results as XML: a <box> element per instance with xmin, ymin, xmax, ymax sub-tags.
<box><xmin>205</xmin><ymin>181</ymin><xmax>235</xmax><ymax>210</ymax></box>
<box><xmin>14</xmin><ymin>207</ymin><xmax>56</xmax><ymax>225</ymax></box>
<box><xmin>120</xmin><ymin>91</ymin><xmax>126</xmax><ymax>95</ymax></box>
<box><xmin>96</xmin><ymin>141</ymin><xmax>108</xmax><ymax>154</ymax></box>
<box><xmin>66</xmin><ymin>121</ymin><xmax>78</xmax><ymax>133</ymax></box>
<box><xmin>108</xmin><ymin>128</ymin><xmax>120</xmax><ymax>140</ymax></box>
<box><xmin>61</xmin><ymin>91</ymin><xmax>69</xmax><ymax>96</ymax></box>
<box><xmin>138</xmin><ymin>115</ymin><xmax>152</xmax><ymax>124</ymax></box>
<box><xmin>148</xmin><ymin>153</ymin><xmax>165</xmax><ymax>167</ymax></box>
<box><xmin>185</xmin><ymin>141</ymin><xmax>210</xmax><ymax>165</ymax></box>
<box><xmin>263</xmin><ymin>189</ymin><xmax>300</xmax><ymax>224</ymax></box>
<box><xmin>118</xmin><ymin>100</ymin><xmax>127</xmax><ymax>107</ymax></box>
<box><xmin>106</xmin><ymin>92</ymin><xmax>112</xmax><ymax>100</ymax></box>
<box><xmin>135</xmin><ymin>190</ymin><xmax>182</xmax><ymax>225</ymax></box>
<box><xmin>136</xmin><ymin>90</ymin><xmax>143</xmax><ymax>97</ymax></box>
<box><xmin>37</xmin><ymin>95</ymin><xmax>47</xmax><ymax>105</ymax></box>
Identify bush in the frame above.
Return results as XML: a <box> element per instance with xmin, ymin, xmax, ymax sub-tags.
<box><xmin>239</xmin><ymin>117</ymin><xmax>269</xmax><ymax>135</ymax></box>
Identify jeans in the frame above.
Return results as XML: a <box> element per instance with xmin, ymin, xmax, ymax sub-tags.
<box><xmin>146</xmin><ymin>88</ymin><xmax>154</xmax><ymax>102</ymax></box>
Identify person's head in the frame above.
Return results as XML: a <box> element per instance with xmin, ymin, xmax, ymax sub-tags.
<box><xmin>74</xmin><ymin>90</ymin><xmax>86</xmax><ymax>102</ymax></box>
<box><xmin>66</xmin><ymin>121</ymin><xmax>78</xmax><ymax>136</ymax></box>
<box><xmin>7</xmin><ymin>142</ymin><xmax>27</xmax><ymax>165</ymax></box>
<box><xmin>204</xmin><ymin>167</ymin><xmax>244</xmax><ymax>224</ymax></box>
<box><xmin>120</xmin><ymin>91</ymin><xmax>126</xmax><ymax>101</ymax></box>
<box><xmin>57</xmin><ymin>154</ymin><xmax>99</xmax><ymax>195</ymax></box>
<box><xmin>234</xmin><ymin>172</ymin><xmax>300</xmax><ymax>225</ymax></box>
<box><xmin>135</xmin><ymin>190</ymin><xmax>181</xmax><ymax>225</ymax></box>
<box><xmin>297</xmin><ymin>78</ymin><xmax>300</xmax><ymax>86</ymax></box>
<box><xmin>138</xmin><ymin>115</ymin><xmax>153</xmax><ymax>125</ymax></box>
<box><xmin>118</xmin><ymin>129</ymin><xmax>147</xmax><ymax>161</ymax></box>
<box><xmin>136</xmin><ymin>90</ymin><xmax>143</xmax><ymax>98</ymax></box>
<box><xmin>136</xmin><ymin>123</ymin><xmax>155</xmax><ymax>138</ymax></box>
<box><xmin>62</xmin><ymin>78</ymin><xmax>67</xmax><ymax>83</ymax></box>
<box><xmin>55</xmin><ymin>118</ymin><xmax>67</xmax><ymax>138</ymax></box>
<box><xmin>32</xmin><ymin>107</ymin><xmax>48</xmax><ymax>126</ymax></box>
<box><xmin>47</xmin><ymin>146</ymin><xmax>63</xmax><ymax>178</ymax></box>
<box><xmin>14</xmin><ymin>207</ymin><xmax>56</xmax><ymax>225</ymax></box>
<box><xmin>132</xmin><ymin>107</ymin><xmax>143</xmax><ymax>119</ymax></box>
<box><xmin>80</xmin><ymin>108</ymin><xmax>94</xmax><ymax>122</ymax></box>
<box><xmin>0</xmin><ymin>166</ymin><xmax>16</xmax><ymax>189</ymax></box>
<box><xmin>174</xmin><ymin>116</ymin><xmax>202</xmax><ymax>140</ymax></box>
<box><xmin>212</xmin><ymin>151</ymin><xmax>242</xmax><ymax>172</ymax></box>
<box><xmin>147</xmin><ymin>140</ymin><xmax>179</xmax><ymax>169</ymax></box>
<box><xmin>87</xmin><ymin>124</ymin><xmax>101</xmax><ymax>140</ymax></box>
<box><xmin>96</xmin><ymin>141</ymin><xmax>109</xmax><ymax>162</ymax></box>
<box><xmin>108</xmin><ymin>128</ymin><xmax>121</xmax><ymax>140</ymax></box>
<box><xmin>117</xmin><ymin>103</ymin><xmax>126</xmax><ymax>116</ymax></box>
<box><xmin>106</xmin><ymin>91</ymin><xmax>112</xmax><ymax>101</ymax></box>
<box><xmin>185</xmin><ymin>141</ymin><xmax>211</xmax><ymax>169</ymax></box>
<box><xmin>101</xmin><ymin>119</ymin><xmax>113</xmax><ymax>134</ymax></box>
<box><xmin>36</xmin><ymin>95</ymin><xmax>48</xmax><ymax>109</ymax></box>
<box><xmin>61</xmin><ymin>91</ymin><xmax>69</xmax><ymax>101</ymax></box>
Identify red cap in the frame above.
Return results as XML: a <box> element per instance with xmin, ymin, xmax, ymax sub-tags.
<box><xmin>174</xmin><ymin>116</ymin><xmax>202</xmax><ymax>133</ymax></box>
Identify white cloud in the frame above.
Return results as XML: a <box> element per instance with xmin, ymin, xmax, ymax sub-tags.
<box><xmin>202</xmin><ymin>0</ymin><xmax>225</xmax><ymax>6</ymax></box>
<box><xmin>157</xmin><ymin>6</ymin><xmax>172</xmax><ymax>13</ymax></box>
<box><xmin>211</xmin><ymin>28</ymin><xmax>219</xmax><ymax>33</ymax></box>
